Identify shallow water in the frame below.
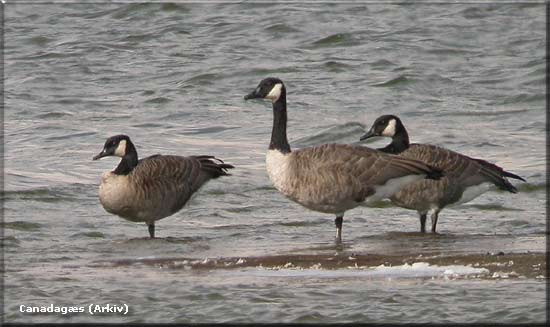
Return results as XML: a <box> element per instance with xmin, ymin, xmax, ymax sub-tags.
<box><xmin>3</xmin><ymin>3</ymin><xmax>546</xmax><ymax>324</ymax></box>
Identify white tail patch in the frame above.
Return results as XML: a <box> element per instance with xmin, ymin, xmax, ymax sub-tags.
<box><xmin>381</xmin><ymin>119</ymin><xmax>396</xmax><ymax>137</ymax></box>
<box><xmin>266</xmin><ymin>83</ymin><xmax>283</xmax><ymax>103</ymax></box>
<box><xmin>114</xmin><ymin>139</ymin><xmax>127</xmax><ymax>157</ymax></box>
<box><xmin>453</xmin><ymin>182</ymin><xmax>492</xmax><ymax>206</ymax></box>
<box><xmin>366</xmin><ymin>174</ymin><xmax>424</xmax><ymax>204</ymax></box>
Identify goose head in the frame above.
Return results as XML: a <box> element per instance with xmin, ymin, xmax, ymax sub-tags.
<box><xmin>93</xmin><ymin>134</ymin><xmax>132</xmax><ymax>160</ymax></box>
<box><xmin>360</xmin><ymin>115</ymin><xmax>403</xmax><ymax>141</ymax></box>
<box><xmin>244</xmin><ymin>77</ymin><xmax>285</xmax><ymax>103</ymax></box>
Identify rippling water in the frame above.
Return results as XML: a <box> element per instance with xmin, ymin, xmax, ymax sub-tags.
<box><xmin>4</xmin><ymin>3</ymin><xmax>546</xmax><ymax>324</ymax></box>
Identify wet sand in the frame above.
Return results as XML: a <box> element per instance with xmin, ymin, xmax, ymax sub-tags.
<box><xmin>89</xmin><ymin>251</ymin><xmax>546</xmax><ymax>279</ymax></box>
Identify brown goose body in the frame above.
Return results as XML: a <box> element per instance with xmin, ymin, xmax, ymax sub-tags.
<box><xmin>266</xmin><ymin>143</ymin><xmax>439</xmax><ymax>215</ymax></box>
<box><xmin>94</xmin><ymin>135</ymin><xmax>233</xmax><ymax>238</ymax></box>
<box><xmin>390</xmin><ymin>143</ymin><xmax>516</xmax><ymax>211</ymax></box>
<box><xmin>361</xmin><ymin>115</ymin><xmax>525</xmax><ymax>233</ymax></box>
<box><xmin>99</xmin><ymin>155</ymin><xmax>231</xmax><ymax>224</ymax></box>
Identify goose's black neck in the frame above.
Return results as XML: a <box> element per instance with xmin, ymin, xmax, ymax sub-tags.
<box><xmin>113</xmin><ymin>141</ymin><xmax>139</xmax><ymax>175</ymax></box>
<box><xmin>380</xmin><ymin>123</ymin><xmax>410</xmax><ymax>154</ymax></box>
<box><xmin>269</xmin><ymin>92</ymin><xmax>291</xmax><ymax>153</ymax></box>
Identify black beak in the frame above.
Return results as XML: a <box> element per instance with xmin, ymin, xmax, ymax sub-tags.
<box><xmin>93</xmin><ymin>149</ymin><xmax>108</xmax><ymax>160</ymax></box>
<box><xmin>244</xmin><ymin>90</ymin><xmax>260</xmax><ymax>100</ymax></box>
<box><xmin>359</xmin><ymin>129</ymin><xmax>377</xmax><ymax>141</ymax></box>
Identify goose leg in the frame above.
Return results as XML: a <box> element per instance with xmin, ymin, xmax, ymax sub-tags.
<box><xmin>419</xmin><ymin>213</ymin><xmax>427</xmax><ymax>233</ymax></box>
<box><xmin>430</xmin><ymin>210</ymin><xmax>440</xmax><ymax>233</ymax></box>
<box><xmin>148</xmin><ymin>222</ymin><xmax>155</xmax><ymax>238</ymax></box>
<box><xmin>334</xmin><ymin>216</ymin><xmax>343</xmax><ymax>243</ymax></box>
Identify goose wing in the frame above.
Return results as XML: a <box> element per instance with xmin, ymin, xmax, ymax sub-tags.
<box><xmin>129</xmin><ymin>155</ymin><xmax>220</xmax><ymax>218</ymax></box>
<box><xmin>285</xmin><ymin>144</ymin><xmax>436</xmax><ymax>207</ymax></box>
<box><xmin>401</xmin><ymin>144</ymin><xmax>520</xmax><ymax>192</ymax></box>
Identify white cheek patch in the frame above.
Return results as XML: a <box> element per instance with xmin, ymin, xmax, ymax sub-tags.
<box><xmin>114</xmin><ymin>139</ymin><xmax>127</xmax><ymax>157</ymax></box>
<box><xmin>381</xmin><ymin>119</ymin><xmax>396</xmax><ymax>137</ymax></box>
<box><xmin>266</xmin><ymin>83</ymin><xmax>282</xmax><ymax>102</ymax></box>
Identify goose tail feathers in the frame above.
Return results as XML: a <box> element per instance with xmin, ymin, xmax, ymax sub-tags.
<box><xmin>473</xmin><ymin>158</ymin><xmax>526</xmax><ymax>182</ymax></box>
<box><xmin>194</xmin><ymin>155</ymin><xmax>235</xmax><ymax>178</ymax></box>
<box><xmin>501</xmin><ymin>170</ymin><xmax>526</xmax><ymax>182</ymax></box>
<box><xmin>471</xmin><ymin>158</ymin><xmax>525</xmax><ymax>193</ymax></box>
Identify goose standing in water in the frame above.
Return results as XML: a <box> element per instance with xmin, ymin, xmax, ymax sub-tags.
<box><xmin>244</xmin><ymin>78</ymin><xmax>442</xmax><ymax>242</ymax></box>
<box><xmin>360</xmin><ymin>115</ymin><xmax>525</xmax><ymax>233</ymax></box>
<box><xmin>93</xmin><ymin>134</ymin><xmax>234</xmax><ymax>238</ymax></box>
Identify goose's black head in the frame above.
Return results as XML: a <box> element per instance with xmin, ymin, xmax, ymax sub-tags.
<box><xmin>360</xmin><ymin>115</ymin><xmax>403</xmax><ymax>141</ymax></box>
<box><xmin>93</xmin><ymin>134</ymin><xmax>133</xmax><ymax>160</ymax></box>
<box><xmin>244</xmin><ymin>77</ymin><xmax>286</xmax><ymax>103</ymax></box>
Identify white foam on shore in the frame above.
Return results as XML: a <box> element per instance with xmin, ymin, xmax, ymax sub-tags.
<box><xmin>228</xmin><ymin>262</ymin><xmax>489</xmax><ymax>279</ymax></box>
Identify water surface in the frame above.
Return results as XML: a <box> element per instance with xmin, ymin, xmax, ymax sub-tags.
<box><xmin>4</xmin><ymin>3</ymin><xmax>546</xmax><ymax>324</ymax></box>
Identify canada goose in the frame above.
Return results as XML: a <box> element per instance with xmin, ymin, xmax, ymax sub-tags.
<box><xmin>244</xmin><ymin>78</ymin><xmax>442</xmax><ymax>242</ymax></box>
<box><xmin>93</xmin><ymin>134</ymin><xmax>234</xmax><ymax>238</ymax></box>
<box><xmin>360</xmin><ymin>115</ymin><xmax>525</xmax><ymax>233</ymax></box>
